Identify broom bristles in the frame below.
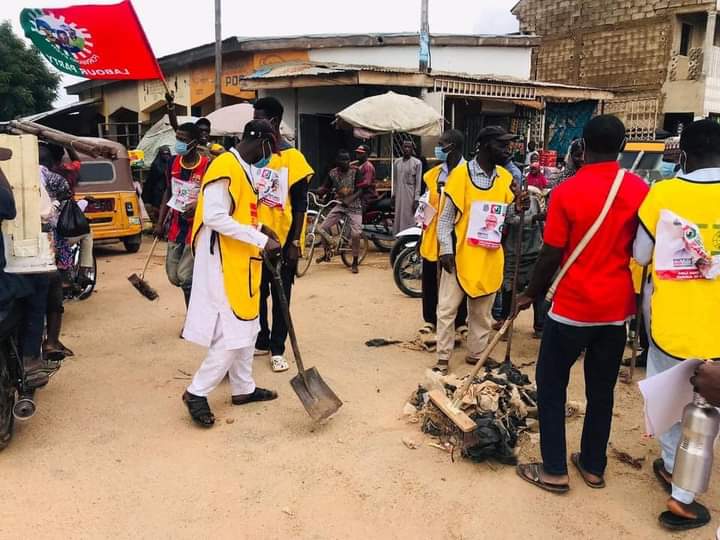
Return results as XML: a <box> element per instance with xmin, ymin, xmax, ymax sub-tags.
<box><xmin>128</xmin><ymin>273</ymin><xmax>159</xmax><ymax>301</ymax></box>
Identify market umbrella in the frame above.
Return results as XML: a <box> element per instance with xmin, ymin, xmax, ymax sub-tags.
<box><xmin>136</xmin><ymin>114</ymin><xmax>197</xmax><ymax>160</ymax></box>
<box><xmin>205</xmin><ymin>103</ymin><xmax>295</xmax><ymax>141</ymax></box>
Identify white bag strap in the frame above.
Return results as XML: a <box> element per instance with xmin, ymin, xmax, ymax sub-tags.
<box><xmin>545</xmin><ymin>168</ymin><xmax>626</xmax><ymax>302</ymax></box>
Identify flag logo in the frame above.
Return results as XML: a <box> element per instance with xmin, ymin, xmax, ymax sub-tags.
<box><xmin>25</xmin><ymin>10</ymin><xmax>94</xmax><ymax>62</ymax></box>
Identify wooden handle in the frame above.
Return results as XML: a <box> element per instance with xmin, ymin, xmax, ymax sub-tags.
<box><xmin>451</xmin><ymin>317</ymin><xmax>514</xmax><ymax>409</ymax></box>
<box><xmin>140</xmin><ymin>237</ymin><xmax>159</xmax><ymax>280</ymax></box>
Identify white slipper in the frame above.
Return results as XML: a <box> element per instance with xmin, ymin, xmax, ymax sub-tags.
<box><xmin>418</xmin><ymin>323</ymin><xmax>435</xmax><ymax>335</ymax></box>
<box><xmin>270</xmin><ymin>355</ymin><xmax>289</xmax><ymax>373</ymax></box>
<box><xmin>254</xmin><ymin>348</ymin><xmax>270</xmax><ymax>357</ymax></box>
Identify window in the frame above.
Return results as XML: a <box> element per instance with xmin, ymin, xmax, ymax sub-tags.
<box><xmin>78</xmin><ymin>162</ymin><xmax>116</xmax><ymax>183</ymax></box>
<box><xmin>618</xmin><ymin>151</ymin><xmax>640</xmax><ymax>169</ymax></box>
<box><xmin>680</xmin><ymin>23</ymin><xmax>693</xmax><ymax>56</ymax></box>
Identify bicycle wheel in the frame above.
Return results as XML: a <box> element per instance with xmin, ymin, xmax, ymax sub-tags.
<box><xmin>393</xmin><ymin>246</ymin><xmax>423</xmax><ymax>298</ymax></box>
<box><xmin>296</xmin><ymin>232</ymin><xmax>316</xmax><ymax>278</ymax></box>
<box><xmin>340</xmin><ymin>233</ymin><xmax>368</xmax><ymax>267</ymax></box>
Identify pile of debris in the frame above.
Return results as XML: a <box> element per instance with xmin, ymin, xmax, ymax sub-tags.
<box><xmin>406</xmin><ymin>360</ymin><xmax>537</xmax><ymax>465</ymax></box>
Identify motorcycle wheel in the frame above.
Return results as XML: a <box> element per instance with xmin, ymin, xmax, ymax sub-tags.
<box><xmin>393</xmin><ymin>247</ymin><xmax>423</xmax><ymax>298</ymax></box>
<box><xmin>389</xmin><ymin>235</ymin><xmax>420</xmax><ymax>266</ymax></box>
<box><xmin>77</xmin><ymin>254</ymin><xmax>97</xmax><ymax>301</ymax></box>
<box><xmin>296</xmin><ymin>233</ymin><xmax>316</xmax><ymax>278</ymax></box>
<box><xmin>0</xmin><ymin>344</ymin><xmax>16</xmax><ymax>450</ymax></box>
<box><xmin>341</xmin><ymin>235</ymin><xmax>369</xmax><ymax>267</ymax></box>
<box><xmin>372</xmin><ymin>236</ymin><xmax>395</xmax><ymax>252</ymax></box>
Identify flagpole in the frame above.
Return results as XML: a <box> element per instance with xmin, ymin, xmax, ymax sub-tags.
<box><xmin>214</xmin><ymin>0</ymin><xmax>222</xmax><ymax>111</ymax></box>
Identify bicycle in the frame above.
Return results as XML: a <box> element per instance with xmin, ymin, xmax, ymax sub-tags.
<box><xmin>296</xmin><ymin>192</ymin><xmax>369</xmax><ymax>277</ymax></box>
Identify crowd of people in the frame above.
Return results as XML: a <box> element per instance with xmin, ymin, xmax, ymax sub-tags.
<box><xmin>2</xmin><ymin>97</ymin><xmax>719</xmax><ymax>534</ymax></box>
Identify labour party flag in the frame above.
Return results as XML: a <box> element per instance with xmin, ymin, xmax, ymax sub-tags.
<box><xmin>20</xmin><ymin>0</ymin><xmax>163</xmax><ymax>80</ymax></box>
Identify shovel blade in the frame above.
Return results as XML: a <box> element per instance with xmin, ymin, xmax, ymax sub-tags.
<box><xmin>290</xmin><ymin>367</ymin><xmax>343</xmax><ymax>422</ymax></box>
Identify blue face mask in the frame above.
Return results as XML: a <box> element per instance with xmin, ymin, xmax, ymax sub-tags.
<box><xmin>175</xmin><ymin>140</ymin><xmax>190</xmax><ymax>156</ymax></box>
<box><xmin>254</xmin><ymin>156</ymin><xmax>270</xmax><ymax>169</ymax></box>
<box><xmin>434</xmin><ymin>146</ymin><xmax>450</xmax><ymax>162</ymax></box>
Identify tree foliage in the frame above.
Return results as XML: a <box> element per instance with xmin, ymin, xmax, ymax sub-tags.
<box><xmin>0</xmin><ymin>20</ymin><xmax>60</xmax><ymax>121</ymax></box>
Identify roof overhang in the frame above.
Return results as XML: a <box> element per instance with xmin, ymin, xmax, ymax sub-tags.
<box><xmin>21</xmin><ymin>98</ymin><xmax>101</xmax><ymax>122</ymax></box>
<box><xmin>239</xmin><ymin>62</ymin><xmax>614</xmax><ymax>102</ymax></box>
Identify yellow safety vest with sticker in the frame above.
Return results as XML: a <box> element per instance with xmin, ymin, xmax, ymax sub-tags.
<box><xmin>258</xmin><ymin>147</ymin><xmax>314</xmax><ymax>245</ymax></box>
<box><xmin>444</xmin><ymin>164</ymin><xmax>515</xmax><ymax>298</ymax></box>
<box><xmin>419</xmin><ymin>165</ymin><xmax>445</xmax><ymax>262</ymax></box>
<box><xmin>191</xmin><ymin>152</ymin><xmax>263</xmax><ymax>321</ymax></box>
<box><xmin>638</xmin><ymin>177</ymin><xmax>720</xmax><ymax>359</ymax></box>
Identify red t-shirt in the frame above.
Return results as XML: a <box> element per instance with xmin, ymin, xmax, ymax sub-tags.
<box><xmin>543</xmin><ymin>161</ymin><xmax>648</xmax><ymax>323</ymax></box>
<box><xmin>167</xmin><ymin>155</ymin><xmax>210</xmax><ymax>245</ymax></box>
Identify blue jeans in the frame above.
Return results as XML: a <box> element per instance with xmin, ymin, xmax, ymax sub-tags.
<box><xmin>646</xmin><ymin>344</ymin><xmax>696</xmax><ymax>504</ymax></box>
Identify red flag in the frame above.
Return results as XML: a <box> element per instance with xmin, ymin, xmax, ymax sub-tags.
<box><xmin>21</xmin><ymin>0</ymin><xmax>163</xmax><ymax>81</ymax></box>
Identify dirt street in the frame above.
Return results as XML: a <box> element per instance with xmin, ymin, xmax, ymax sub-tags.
<box><xmin>2</xmin><ymin>241</ymin><xmax>717</xmax><ymax>539</ymax></box>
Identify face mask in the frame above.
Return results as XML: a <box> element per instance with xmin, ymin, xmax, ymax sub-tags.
<box><xmin>254</xmin><ymin>156</ymin><xmax>270</xmax><ymax>168</ymax></box>
<box><xmin>175</xmin><ymin>140</ymin><xmax>191</xmax><ymax>156</ymax></box>
<box><xmin>434</xmin><ymin>146</ymin><xmax>450</xmax><ymax>162</ymax></box>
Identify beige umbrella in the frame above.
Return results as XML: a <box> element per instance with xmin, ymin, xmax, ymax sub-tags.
<box><xmin>206</xmin><ymin>103</ymin><xmax>295</xmax><ymax>141</ymax></box>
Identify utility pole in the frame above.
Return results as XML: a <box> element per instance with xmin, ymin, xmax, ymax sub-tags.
<box><xmin>419</xmin><ymin>0</ymin><xmax>430</xmax><ymax>73</ymax></box>
<box><xmin>214</xmin><ymin>0</ymin><xmax>222</xmax><ymax>111</ymax></box>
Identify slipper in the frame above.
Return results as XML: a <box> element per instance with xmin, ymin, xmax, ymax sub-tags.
<box><xmin>516</xmin><ymin>463</ymin><xmax>569</xmax><ymax>494</ymax></box>
<box><xmin>59</xmin><ymin>344</ymin><xmax>74</xmax><ymax>357</ymax></box>
<box><xmin>418</xmin><ymin>323</ymin><xmax>435</xmax><ymax>335</ymax></box>
<box><xmin>182</xmin><ymin>391</ymin><xmax>215</xmax><ymax>428</ymax></box>
<box><xmin>456</xmin><ymin>325</ymin><xmax>468</xmax><ymax>339</ymax></box>
<box><xmin>270</xmin><ymin>355</ymin><xmax>290</xmax><ymax>373</ymax></box>
<box><xmin>43</xmin><ymin>348</ymin><xmax>66</xmax><ymax>362</ymax></box>
<box><xmin>653</xmin><ymin>458</ymin><xmax>672</xmax><ymax>494</ymax></box>
<box><xmin>571</xmin><ymin>453</ymin><xmax>605</xmax><ymax>488</ymax></box>
<box><xmin>659</xmin><ymin>502</ymin><xmax>711</xmax><ymax>531</ymax></box>
<box><xmin>432</xmin><ymin>359</ymin><xmax>449</xmax><ymax>375</ymax></box>
<box><xmin>232</xmin><ymin>387</ymin><xmax>278</xmax><ymax>405</ymax></box>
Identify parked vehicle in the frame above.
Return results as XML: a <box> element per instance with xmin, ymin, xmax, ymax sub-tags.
<box><xmin>362</xmin><ymin>193</ymin><xmax>395</xmax><ymax>252</ymax></box>
<box><xmin>389</xmin><ymin>225</ymin><xmax>421</xmax><ymax>266</ymax></box>
<box><xmin>393</xmin><ymin>244</ymin><xmax>422</xmax><ymax>298</ymax></box>
<box><xmin>619</xmin><ymin>140</ymin><xmax>677</xmax><ymax>184</ymax></box>
<box><xmin>73</xmin><ymin>138</ymin><xmax>143</xmax><ymax>253</ymax></box>
<box><xmin>63</xmin><ymin>240</ymin><xmax>97</xmax><ymax>301</ymax></box>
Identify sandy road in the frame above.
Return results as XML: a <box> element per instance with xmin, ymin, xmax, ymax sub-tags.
<box><xmin>1</xmin><ymin>241</ymin><xmax>717</xmax><ymax>539</ymax></box>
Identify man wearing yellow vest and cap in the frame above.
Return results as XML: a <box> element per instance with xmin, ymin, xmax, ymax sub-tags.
<box><xmin>182</xmin><ymin>120</ymin><xmax>282</xmax><ymax>429</ymax></box>
<box><xmin>634</xmin><ymin>119</ymin><xmax>720</xmax><ymax>531</ymax></box>
<box><xmin>417</xmin><ymin>129</ymin><xmax>467</xmax><ymax>339</ymax></box>
<box><xmin>433</xmin><ymin>126</ymin><xmax>524</xmax><ymax>374</ymax></box>
<box><xmin>252</xmin><ymin>97</ymin><xmax>314</xmax><ymax>374</ymax></box>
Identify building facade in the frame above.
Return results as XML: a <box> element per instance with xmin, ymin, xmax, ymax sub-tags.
<box><xmin>512</xmin><ymin>0</ymin><xmax>720</xmax><ymax>137</ymax></box>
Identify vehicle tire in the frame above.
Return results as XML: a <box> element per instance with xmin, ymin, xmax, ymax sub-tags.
<box><xmin>389</xmin><ymin>235</ymin><xmax>420</xmax><ymax>266</ymax></box>
<box><xmin>372</xmin><ymin>236</ymin><xmax>395</xmax><ymax>252</ymax></box>
<box><xmin>123</xmin><ymin>233</ymin><xmax>142</xmax><ymax>253</ymax></box>
<box><xmin>296</xmin><ymin>233</ymin><xmax>316</xmax><ymax>278</ymax></box>
<box><xmin>0</xmin><ymin>344</ymin><xmax>16</xmax><ymax>451</ymax></box>
<box><xmin>341</xmin><ymin>234</ymin><xmax>369</xmax><ymax>267</ymax></box>
<box><xmin>393</xmin><ymin>247</ymin><xmax>423</xmax><ymax>298</ymax></box>
<box><xmin>77</xmin><ymin>254</ymin><xmax>97</xmax><ymax>301</ymax></box>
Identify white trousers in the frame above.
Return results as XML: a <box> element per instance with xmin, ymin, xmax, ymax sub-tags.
<box><xmin>187</xmin><ymin>323</ymin><xmax>256</xmax><ymax>397</ymax></box>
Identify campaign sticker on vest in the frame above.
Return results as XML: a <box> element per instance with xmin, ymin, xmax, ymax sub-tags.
<box><xmin>466</xmin><ymin>201</ymin><xmax>507</xmax><ymax>249</ymax></box>
<box><xmin>254</xmin><ymin>166</ymin><xmax>288</xmax><ymax>209</ymax></box>
<box><xmin>655</xmin><ymin>209</ymin><xmax>720</xmax><ymax>280</ymax></box>
<box><xmin>414</xmin><ymin>192</ymin><xmax>436</xmax><ymax>229</ymax></box>
<box><xmin>167</xmin><ymin>175</ymin><xmax>201</xmax><ymax>212</ymax></box>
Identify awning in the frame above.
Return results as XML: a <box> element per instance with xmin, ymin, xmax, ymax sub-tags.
<box><xmin>21</xmin><ymin>98</ymin><xmax>101</xmax><ymax>123</ymax></box>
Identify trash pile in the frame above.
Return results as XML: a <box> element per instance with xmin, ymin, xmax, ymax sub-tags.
<box><xmin>405</xmin><ymin>360</ymin><xmax>537</xmax><ymax>465</ymax></box>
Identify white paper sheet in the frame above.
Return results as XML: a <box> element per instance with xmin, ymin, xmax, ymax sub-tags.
<box><xmin>638</xmin><ymin>359</ymin><xmax>702</xmax><ymax>436</ymax></box>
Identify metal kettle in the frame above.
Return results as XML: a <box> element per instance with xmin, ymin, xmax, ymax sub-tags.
<box><xmin>672</xmin><ymin>393</ymin><xmax>720</xmax><ymax>494</ymax></box>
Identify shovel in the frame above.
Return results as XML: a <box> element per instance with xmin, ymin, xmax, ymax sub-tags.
<box><xmin>265</xmin><ymin>255</ymin><xmax>343</xmax><ymax>422</ymax></box>
<box><xmin>502</xmin><ymin>196</ymin><xmax>527</xmax><ymax>367</ymax></box>
<box><xmin>428</xmin><ymin>317</ymin><xmax>514</xmax><ymax>432</ymax></box>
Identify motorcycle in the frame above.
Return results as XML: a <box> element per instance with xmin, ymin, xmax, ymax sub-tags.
<box><xmin>63</xmin><ymin>240</ymin><xmax>97</xmax><ymax>301</ymax></box>
<box><xmin>362</xmin><ymin>193</ymin><xmax>395</xmax><ymax>252</ymax></box>
<box><xmin>391</xmin><ymin>226</ymin><xmax>423</xmax><ymax>298</ymax></box>
<box><xmin>389</xmin><ymin>225</ymin><xmax>421</xmax><ymax>266</ymax></box>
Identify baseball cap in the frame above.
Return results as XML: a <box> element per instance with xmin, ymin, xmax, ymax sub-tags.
<box><xmin>476</xmin><ymin>126</ymin><xmax>518</xmax><ymax>144</ymax></box>
<box><xmin>355</xmin><ymin>144</ymin><xmax>370</xmax><ymax>154</ymax></box>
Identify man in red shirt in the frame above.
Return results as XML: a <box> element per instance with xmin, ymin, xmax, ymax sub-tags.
<box><xmin>515</xmin><ymin>115</ymin><xmax>648</xmax><ymax>493</ymax></box>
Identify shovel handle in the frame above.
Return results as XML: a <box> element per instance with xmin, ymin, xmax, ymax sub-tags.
<box><xmin>504</xmin><ymin>188</ymin><xmax>527</xmax><ymax>363</ymax></box>
<box><xmin>451</xmin><ymin>317</ymin><xmax>515</xmax><ymax>409</ymax></box>
<box><xmin>140</xmin><ymin>237</ymin><xmax>160</xmax><ymax>280</ymax></box>
<box><xmin>264</xmin><ymin>255</ymin><xmax>309</xmax><ymax>379</ymax></box>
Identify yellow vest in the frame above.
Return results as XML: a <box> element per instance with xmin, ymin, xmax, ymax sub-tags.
<box><xmin>191</xmin><ymin>152</ymin><xmax>263</xmax><ymax>321</ymax></box>
<box><xmin>444</xmin><ymin>164</ymin><xmax>515</xmax><ymax>298</ymax></box>
<box><xmin>259</xmin><ymin>147</ymin><xmax>314</xmax><ymax>245</ymax></box>
<box><xmin>639</xmin><ymin>176</ymin><xmax>720</xmax><ymax>359</ymax></box>
<box><xmin>419</xmin><ymin>165</ymin><xmax>445</xmax><ymax>262</ymax></box>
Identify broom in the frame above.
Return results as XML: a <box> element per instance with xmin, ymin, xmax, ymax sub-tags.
<box><xmin>128</xmin><ymin>237</ymin><xmax>160</xmax><ymax>301</ymax></box>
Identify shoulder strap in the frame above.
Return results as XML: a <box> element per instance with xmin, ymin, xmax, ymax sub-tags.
<box><xmin>545</xmin><ymin>168</ymin><xmax>626</xmax><ymax>302</ymax></box>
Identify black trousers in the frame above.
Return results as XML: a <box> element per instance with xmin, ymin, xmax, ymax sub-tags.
<box><xmin>421</xmin><ymin>257</ymin><xmax>467</xmax><ymax>328</ymax></box>
<box><xmin>536</xmin><ymin>317</ymin><xmax>626</xmax><ymax>476</ymax></box>
<box><xmin>500</xmin><ymin>289</ymin><xmax>548</xmax><ymax>332</ymax></box>
<box><xmin>256</xmin><ymin>259</ymin><xmax>296</xmax><ymax>356</ymax></box>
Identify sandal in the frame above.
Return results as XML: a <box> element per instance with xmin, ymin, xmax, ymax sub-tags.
<box><xmin>59</xmin><ymin>343</ymin><xmax>74</xmax><ymax>357</ymax></box>
<box><xmin>232</xmin><ymin>387</ymin><xmax>278</xmax><ymax>405</ymax></box>
<box><xmin>182</xmin><ymin>391</ymin><xmax>215</xmax><ymax>428</ymax></box>
<box><xmin>418</xmin><ymin>323</ymin><xmax>435</xmax><ymax>335</ymax></box>
<box><xmin>431</xmin><ymin>359</ymin><xmax>449</xmax><ymax>375</ymax></box>
<box><xmin>653</xmin><ymin>458</ymin><xmax>672</xmax><ymax>494</ymax></box>
<box><xmin>516</xmin><ymin>463</ymin><xmax>570</xmax><ymax>494</ymax></box>
<box><xmin>571</xmin><ymin>453</ymin><xmax>605</xmax><ymax>488</ymax></box>
<box><xmin>456</xmin><ymin>325</ymin><xmax>468</xmax><ymax>340</ymax></box>
<box><xmin>43</xmin><ymin>347</ymin><xmax>66</xmax><ymax>362</ymax></box>
<box><xmin>270</xmin><ymin>355</ymin><xmax>290</xmax><ymax>373</ymax></box>
<box><xmin>659</xmin><ymin>501</ymin><xmax>711</xmax><ymax>531</ymax></box>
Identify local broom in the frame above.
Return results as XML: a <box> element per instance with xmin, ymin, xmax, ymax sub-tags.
<box><xmin>128</xmin><ymin>237</ymin><xmax>160</xmax><ymax>301</ymax></box>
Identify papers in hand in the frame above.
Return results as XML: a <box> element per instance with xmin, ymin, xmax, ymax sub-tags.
<box><xmin>638</xmin><ymin>359</ymin><xmax>702</xmax><ymax>436</ymax></box>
